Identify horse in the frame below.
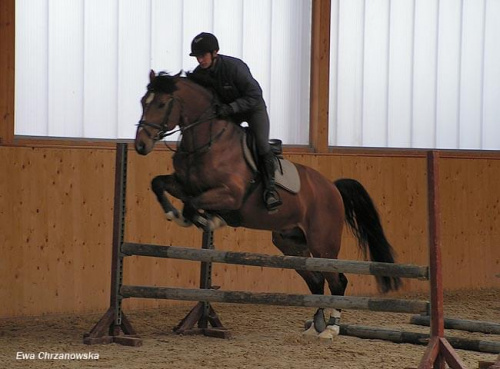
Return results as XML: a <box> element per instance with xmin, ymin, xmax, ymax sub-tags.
<box><xmin>134</xmin><ymin>70</ymin><xmax>401</xmax><ymax>339</ymax></box>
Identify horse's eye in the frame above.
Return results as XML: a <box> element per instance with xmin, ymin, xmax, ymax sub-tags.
<box><xmin>158</xmin><ymin>102</ymin><xmax>166</xmax><ymax>108</ymax></box>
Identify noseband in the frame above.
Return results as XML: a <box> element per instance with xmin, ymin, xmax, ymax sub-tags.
<box><xmin>137</xmin><ymin>95</ymin><xmax>176</xmax><ymax>141</ymax></box>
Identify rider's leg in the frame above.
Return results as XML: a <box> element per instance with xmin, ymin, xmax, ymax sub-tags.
<box><xmin>247</xmin><ymin>106</ymin><xmax>282</xmax><ymax>212</ymax></box>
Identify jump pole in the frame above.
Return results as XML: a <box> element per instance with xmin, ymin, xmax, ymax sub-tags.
<box><xmin>410</xmin><ymin>315</ymin><xmax>500</xmax><ymax>335</ymax></box>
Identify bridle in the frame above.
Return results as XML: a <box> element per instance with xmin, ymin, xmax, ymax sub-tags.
<box><xmin>136</xmin><ymin>89</ymin><xmax>226</xmax><ymax>155</ymax></box>
<box><xmin>137</xmin><ymin>94</ymin><xmax>177</xmax><ymax>141</ymax></box>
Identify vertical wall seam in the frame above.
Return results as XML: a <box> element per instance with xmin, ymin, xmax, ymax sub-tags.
<box><xmin>181</xmin><ymin>0</ymin><xmax>185</xmax><ymax>68</ymax></box>
<box><xmin>268</xmin><ymin>0</ymin><xmax>273</xmax><ymax>116</ymax></box>
<box><xmin>409</xmin><ymin>0</ymin><xmax>416</xmax><ymax>148</ymax></box>
<box><xmin>149</xmin><ymin>0</ymin><xmax>153</xmax><ymax>71</ymax></box>
<box><xmin>82</xmin><ymin>0</ymin><xmax>86</xmax><ymax>138</ymax></box>
<box><xmin>385</xmin><ymin>0</ymin><xmax>392</xmax><ymax>147</ymax></box>
<box><xmin>479</xmin><ymin>0</ymin><xmax>487</xmax><ymax>149</ymax></box>
<box><xmin>335</xmin><ymin>0</ymin><xmax>340</xmax><ymax>146</ymax></box>
<box><xmin>433</xmin><ymin>0</ymin><xmax>440</xmax><ymax>148</ymax></box>
<box><xmin>115</xmin><ymin>0</ymin><xmax>120</xmax><ymax>138</ymax></box>
<box><xmin>241</xmin><ymin>0</ymin><xmax>245</xmax><ymax>59</ymax></box>
<box><xmin>46</xmin><ymin>0</ymin><xmax>50</xmax><ymax>135</ymax></box>
<box><xmin>457</xmin><ymin>0</ymin><xmax>464</xmax><ymax>149</ymax></box>
<box><xmin>360</xmin><ymin>0</ymin><xmax>366</xmax><ymax>146</ymax></box>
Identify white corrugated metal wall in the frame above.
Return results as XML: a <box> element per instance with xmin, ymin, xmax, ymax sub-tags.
<box><xmin>15</xmin><ymin>0</ymin><xmax>312</xmax><ymax>144</ymax></box>
<box><xmin>15</xmin><ymin>0</ymin><xmax>500</xmax><ymax>149</ymax></box>
<box><xmin>329</xmin><ymin>0</ymin><xmax>500</xmax><ymax>149</ymax></box>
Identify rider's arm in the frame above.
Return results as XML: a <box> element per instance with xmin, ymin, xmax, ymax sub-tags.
<box><xmin>228</xmin><ymin>60</ymin><xmax>265</xmax><ymax>114</ymax></box>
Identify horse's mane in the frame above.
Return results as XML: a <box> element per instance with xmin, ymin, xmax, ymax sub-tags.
<box><xmin>149</xmin><ymin>71</ymin><xmax>214</xmax><ymax>101</ymax></box>
<box><xmin>147</xmin><ymin>72</ymin><xmax>179</xmax><ymax>94</ymax></box>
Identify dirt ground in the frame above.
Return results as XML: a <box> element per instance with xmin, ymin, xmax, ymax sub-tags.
<box><xmin>1</xmin><ymin>289</ymin><xmax>499</xmax><ymax>369</ymax></box>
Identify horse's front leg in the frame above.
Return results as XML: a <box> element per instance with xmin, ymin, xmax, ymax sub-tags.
<box><xmin>183</xmin><ymin>184</ymin><xmax>242</xmax><ymax>230</ymax></box>
<box><xmin>151</xmin><ymin>174</ymin><xmax>192</xmax><ymax>227</ymax></box>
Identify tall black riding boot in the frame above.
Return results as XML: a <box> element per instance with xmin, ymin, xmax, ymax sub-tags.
<box><xmin>260</xmin><ymin>151</ymin><xmax>282</xmax><ymax>213</ymax></box>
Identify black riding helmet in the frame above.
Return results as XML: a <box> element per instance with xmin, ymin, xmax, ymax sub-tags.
<box><xmin>189</xmin><ymin>32</ymin><xmax>219</xmax><ymax>56</ymax></box>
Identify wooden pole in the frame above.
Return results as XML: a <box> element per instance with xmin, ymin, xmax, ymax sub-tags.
<box><xmin>0</xmin><ymin>0</ymin><xmax>15</xmax><ymax>145</ymax></box>
<box><xmin>309</xmin><ymin>0</ymin><xmax>331</xmax><ymax>153</ymax></box>
<box><xmin>120</xmin><ymin>285</ymin><xmax>429</xmax><ymax>314</ymax></box>
<box><xmin>410</xmin><ymin>315</ymin><xmax>500</xmax><ymax>335</ymax></box>
<box><xmin>121</xmin><ymin>242</ymin><xmax>429</xmax><ymax>280</ymax></box>
<box><xmin>338</xmin><ymin>324</ymin><xmax>500</xmax><ymax>354</ymax></box>
<box><xmin>83</xmin><ymin>143</ymin><xmax>141</xmax><ymax>346</ymax></box>
<box><xmin>418</xmin><ymin>151</ymin><xmax>466</xmax><ymax>369</ymax></box>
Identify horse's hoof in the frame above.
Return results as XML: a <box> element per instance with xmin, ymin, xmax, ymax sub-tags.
<box><xmin>168</xmin><ymin>212</ymin><xmax>192</xmax><ymax>227</ymax></box>
<box><xmin>208</xmin><ymin>216</ymin><xmax>227</xmax><ymax>231</ymax></box>
<box><xmin>302</xmin><ymin>322</ymin><xmax>319</xmax><ymax>337</ymax></box>
<box><xmin>304</xmin><ymin>319</ymin><xmax>313</xmax><ymax>330</ymax></box>
<box><xmin>193</xmin><ymin>215</ymin><xmax>208</xmax><ymax>229</ymax></box>
<box><xmin>317</xmin><ymin>325</ymin><xmax>340</xmax><ymax>341</ymax></box>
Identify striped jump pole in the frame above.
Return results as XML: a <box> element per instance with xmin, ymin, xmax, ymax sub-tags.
<box><xmin>120</xmin><ymin>285</ymin><xmax>429</xmax><ymax>314</ymax></box>
<box><xmin>121</xmin><ymin>242</ymin><xmax>429</xmax><ymax>280</ymax></box>
<box><xmin>410</xmin><ymin>315</ymin><xmax>500</xmax><ymax>335</ymax></box>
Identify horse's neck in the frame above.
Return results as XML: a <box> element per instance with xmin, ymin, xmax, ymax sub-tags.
<box><xmin>177</xmin><ymin>79</ymin><xmax>214</xmax><ymax>119</ymax></box>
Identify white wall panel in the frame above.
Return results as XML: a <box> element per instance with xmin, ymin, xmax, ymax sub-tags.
<box><xmin>482</xmin><ymin>0</ymin><xmax>500</xmax><ymax>149</ymax></box>
<box><xmin>214</xmin><ymin>0</ymin><xmax>244</xmax><ymax>57</ymax></box>
<box><xmin>242</xmin><ymin>0</ymin><xmax>272</xmax><ymax>113</ymax></box>
<box><xmin>270</xmin><ymin>0</ymin><xmax>310</xmax><ymax>143</ymax></box>
<box><xmin>117</xmin><ymin>0</ymin><xmax>151</xmax><ymax>139</ymax></box>
<box><xmin>83</xmin><ymin>0</ymin><xmax>118</xmax><ymax>138</ymax></box>
<box><xmin>336</xmin><ymin>0</ymin><xmax>364</xmax><ymax>146</ymax></box>
<box><xmin>362</xmin><ymin>0</ymin><xmax>389</xmax><ymax>146</ymax></box>
<box><xmin>412</xmin><ymin>0</ymin><xmax>438</xmax><ymax>148</ymax></box>
<box><xmin>15</xmin><ymin>0</ymin><xmax>49</xmax><ymax>136</ymax></box>
<box><xmin>16</xmin><ymin>0</ymin><xmax>311</xmax><ymax>144</ymax></box>
<box><xmin>459</xmin><ymin>0</ymin><xmax>486</xmax><ymax>149</ymax></box>
<box><xmin>47</xmin><ymin>0</ymin><xmax>84</xmax><ymax>137</ymax></box>
<box><xmin>328</xmin><ymin>0</ymin><xmax>339</xmax><ymax>146</ymax></box>
<box><xmin>387</xmin><ymin>0</ymin><xmax>414</xmax><ymax>148</ymax></box>
<box><xmin>151</xmin><ymin>0</ymin><xmax>183</xmax><ymax>73</ymax></box>
<box><xmin>329</xmin><ymin>0</ymin><xmax>498</xmax><ymax>150</ymax></box>
<box><xmin>435</xmin><ymin>0</ymin><xmax>461</xmax><ymax>149</ymax></box>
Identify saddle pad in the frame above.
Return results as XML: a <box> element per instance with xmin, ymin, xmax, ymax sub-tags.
<box><xmin>241</xmin><ymin>131</ymin><xmax>300</xmax><ymax>194</ymax></box>
<box><xmin>275</xmin><ymin>158</ymin><xmax>300</xmax><ymax>194</ymax></box>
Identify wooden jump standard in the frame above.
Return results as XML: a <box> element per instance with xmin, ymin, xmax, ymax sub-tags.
<box><xmin>84</xmin><ymin>145</ymin><xmax>476</xmax><ymax>368</ymax></box>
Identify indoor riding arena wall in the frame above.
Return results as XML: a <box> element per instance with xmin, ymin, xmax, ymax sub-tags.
<box><xmin>1</xmin><ymin>145</ymin><xmax>499</xmax><ymax>318</ymax></box>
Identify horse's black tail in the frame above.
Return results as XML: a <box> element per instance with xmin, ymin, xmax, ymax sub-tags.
<box><xmin>334</xmin><ymin>178</ymin><xmax>401</xmax><ymax>293</ymax></box>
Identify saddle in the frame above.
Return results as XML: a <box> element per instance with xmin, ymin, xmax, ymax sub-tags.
<box><xmin>241</xmin><ymin>128</ymin><xmax>300</xmax><ymax>194</ymax></box>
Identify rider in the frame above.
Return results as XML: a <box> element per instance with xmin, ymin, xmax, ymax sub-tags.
<box><xmin>187</xmin><ymin>32</ymin><xmax>282</xmax><ymax>213</ymax></box>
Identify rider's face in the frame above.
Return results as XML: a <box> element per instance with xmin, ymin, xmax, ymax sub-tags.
<box><xmin>196</xmin><ymin>51</ymin><xmax>216</xmax><ymax>69</ymax></box>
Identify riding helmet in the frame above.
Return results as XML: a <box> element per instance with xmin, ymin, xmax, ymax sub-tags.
<box><xmin>189</xmin><ymin>32</ymin><xmax>219</xmax><ymax>56</ymax></box>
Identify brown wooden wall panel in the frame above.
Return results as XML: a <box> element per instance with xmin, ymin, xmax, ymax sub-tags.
<box><xmin>0</xmin><ymin>0</ymin><xmax>15</xmax><ymax>144</ymax></box>
<box><xmin>1</xmin><ymin>146</ymin><xmax>499</xmax><ymax>317</ymax></box>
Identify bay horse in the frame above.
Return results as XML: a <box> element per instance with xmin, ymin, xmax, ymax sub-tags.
<box><xmin>134</xmin><ymin>70</ymin><xmax>401</xmax><ymax>339</ymax></box>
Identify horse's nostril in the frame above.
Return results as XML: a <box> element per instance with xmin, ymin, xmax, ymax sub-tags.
<box><xmin>135</xmin><ymin>142</ymin><xmax>145</xmax><ymax>154</ymax></box>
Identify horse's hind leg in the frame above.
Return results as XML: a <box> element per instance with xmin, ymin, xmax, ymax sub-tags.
<box><xmin>304</xmin><ymin>221</ymin><xmax>349</xmax><ymax>339</ymax></box>
<box><xmin>272</xmin><ymin>229</ymin><xmax>327</xmax><ymax>334</ymax></box>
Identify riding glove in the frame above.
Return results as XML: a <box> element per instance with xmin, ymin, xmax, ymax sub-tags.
<box><xmin>216</xmin><ymin>104</ymin><xmax>234</xmax><ymax>118</ymax></box>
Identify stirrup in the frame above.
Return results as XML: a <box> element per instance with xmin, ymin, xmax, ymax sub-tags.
<box><xmin>264</xmin><ymin>190</ymin><xmax>282</xmax><ymax>212</ymax></box>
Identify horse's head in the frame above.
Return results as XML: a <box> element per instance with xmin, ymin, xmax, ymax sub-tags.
<box><xmin>134</xmin><ymin>70</ymin><xmax>183</xmax><ymax>155</ymax></box>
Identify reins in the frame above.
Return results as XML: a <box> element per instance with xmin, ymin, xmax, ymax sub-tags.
<box><xmin>137</xmin><ymin>94</ymin><xmax>227</xmax><ymax>155</ymax></box>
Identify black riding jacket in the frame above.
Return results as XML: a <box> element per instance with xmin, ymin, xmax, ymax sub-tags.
<box><xmin>188</xmin><ymin>54</ymin><xmax>266</xmax><ymax>114</ymax></box>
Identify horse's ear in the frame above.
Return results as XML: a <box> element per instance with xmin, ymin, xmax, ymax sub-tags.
<box><xmin>149</xmin><ymin>70</ymin><xmax>156</xmax><ymax>82</ymax></box>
